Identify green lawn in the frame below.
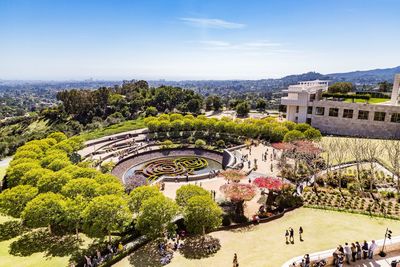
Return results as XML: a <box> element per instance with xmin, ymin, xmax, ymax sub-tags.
<box><xmin>344</xmin><ymin>97</ymin><xmax>390</xmax><ymax>104</ymax></box>
<box><xmin>79</xmin><ymin>119</ymin><xmax>145</xmax><ymax>141</ymax></box>
<box><xmin>115</xmin><ymin>208</ymin><xmax>400</xmax><ymax>267</ymax></box>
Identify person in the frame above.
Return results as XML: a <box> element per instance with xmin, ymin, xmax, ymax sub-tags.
<box><xmin>368</xmin><ymin>240</ymin><xmax>377</xmax><ymax>259</ymax></box>
<box><xmin>285</xmin><ymin>229</ymin><xmax>289</xmax><ymax>244</ymax></box>
<box><xmin>351</xmin><ymin>243</ymin><xmax>356</xmax><ymax>262</ymax></box>
<box><xmin>304</xmin><ymin>254</ymin><xmax>310</xmax><ymax>267</ymax></box>
<box><xmin>362</xmin><ymin>241</ymin><xmax>368</xmax><ymax>259</ymax></box>
<box><xmin>233</xmin><ymin>253</ymin><xmax>239</xmax><ymax>267</ymax></box>
<box><xmin>344</xmin><ymin>243</ymin><xmax>351</xmax><ymax>264</ymax></box>
<box><xmin>337</xmin><ymin>253</ymin><xmax>344</xmax><ymax>267</ymax></box>
<box><xmin>289</xmin><ymin>227</ymin><xmax>294</xmax><ymax>243</ymax></box>
<box><xmin>355</xmin><ymin>241</ymin><xmax>362</xmax><ymax>260</ymax></box>
<box><xmin>299</xmin><ymin>226</ymin><xmax>304</xmax><ymax>241</ymax></box>
<box><xmin>118</xmin><ymin>242</ymin><xmax>124</xmax><ymax>252</ymax></box>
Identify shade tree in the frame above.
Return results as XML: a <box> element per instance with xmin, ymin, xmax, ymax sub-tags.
<box><xmin>0</xmin><ymin>185</ymin><xmax>39</xmax><ymax>218</ymax></box>
<box><xmin>175</xmin><ymin>184</ymin><xmax>211</xmax><ymax>207</ymax></box>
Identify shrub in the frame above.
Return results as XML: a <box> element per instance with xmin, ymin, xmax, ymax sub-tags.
<box><xmin>195</xmin><ymin>139</ymin><xmax>206</xmax><ymax>148</ymax></box>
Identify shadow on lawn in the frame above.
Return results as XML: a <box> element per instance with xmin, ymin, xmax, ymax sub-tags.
<box><xmin>9</xmin><ymin>229</ymin><xmax>81</xmax><ymax>258</ymax></box>
<box><xmin>0</xmin><ymin>221</ymin><xmax>28</xmax><ymax>242</ymax></box>
<box><xmin>128</xmin><ymin>241</ymin><xmax>163</xmax><ymax>267</ymax></box>
<box><xmin>180</xmin><ymin>235</ymin><xmax>221</xmax><ymax>259</ymax></box>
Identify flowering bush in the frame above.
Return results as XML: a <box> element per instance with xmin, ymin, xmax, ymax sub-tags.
<box><xmin>253</xmin><ymin>177</ymin><xmax>283</xmax><ymax>191</ymax></box>
<box><xmin>220</xmin><ymin>183</ymin><xmax>257</xmax><ymax>202</ymax></box>
<box><xmin>220</xmin><ymin>169</ymin><xmax>246</xmax><ymax>182</ymax></box>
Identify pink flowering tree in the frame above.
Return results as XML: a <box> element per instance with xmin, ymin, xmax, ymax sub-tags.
<box><xmin>253</xmin><ymin>177</ymin><xmax>284</xmax><ymax>211</ymax></box>
<box><xmin>220</xmin><ymin>183</ymin><xmax>256</xmax><ymax>217</ymax></box>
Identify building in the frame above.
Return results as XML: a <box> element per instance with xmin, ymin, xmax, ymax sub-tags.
<box><xmin>280</xmin><ymin>74</ymin><xmax>400</xmax><ymax>138</ymax></box>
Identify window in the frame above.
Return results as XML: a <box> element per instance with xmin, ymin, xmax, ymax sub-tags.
<box><xmin>315</xmin><ymin>107</ymin><xmax>325</xmax><ymax>116</ymax></box>
<box><xmin>374</xmin><ymin>112</ymin><xmax>386</xmax><ymax>122</ymax></box>
<box><xmin>307</xmin><ymin>106</ymin><xmax>313</xmax><ymax>114</ymax></box>
<box><xmin>329</xmin><ymin>108</ymin><xmax>339</xmax><ymax>117</ymax></box>
<box><xmin>295</xmin><ymin>116</ymin><xmax>298</xmax><ymax>123</ymax></box>
<box><xmin>391</xmin><ymin>113</ymin><xmax>400</xmax><ymax>123</ymax></box>
<box><xmin>343</xmin><ymin>109</ymin><xmax>353</xmax><ymax>119</ymax></box>
<box><xmin>309</xmin><ymin>94</ymin><xmax>316</xmax><ymax>102</ymax></box>
<box><xmin>296</xmin><ymin>106</ymin><xmax>299</xmax><ymax>113</ymax></box>
<box><xmin>358</xmin><ymin>110</ymin><xmax>369</xmax><ymax>120</ymax></box>
<box><xmin>306</xmin><ymin>118</ymin><xmax>312</xmax><ymax>124</ymax></box>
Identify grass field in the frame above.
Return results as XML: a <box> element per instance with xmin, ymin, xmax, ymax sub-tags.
<box><xmin>321</xmin><ymin>136</ymin><xmax>393</xmax><ymax>166</ymax></box>
<box><xmin>115</xmin><ymin>208</ymin><xmax>400</xmax><ymax>267</ymax></box>
<box><xmin>79</xmin><ymin>119</ymin><xmax>145</xmax><ymax>140</ymax></box>
<box><xmin>344</xmin><ymin>98</ymin><xmax>390</xmax><ymax>104</ymax></box>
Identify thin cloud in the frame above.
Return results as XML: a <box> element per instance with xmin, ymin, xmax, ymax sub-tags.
<box><xmin>180</xmin><ymin>17</ymin><xmax>245</xmax><ymax>29</ymax></box>
<box><xmin>195</xmin><ymin>40</ymin><xmax>285</xmax><ymax>51</ymax></box>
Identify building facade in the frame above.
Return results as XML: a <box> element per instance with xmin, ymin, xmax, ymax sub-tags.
<box><xmin>281</xmin><ymin>75</ymin><xmax>400</xmax><ymax>138</ymax></box>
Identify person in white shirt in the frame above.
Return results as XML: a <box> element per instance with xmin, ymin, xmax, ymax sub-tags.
<box><xmin>344</xmin><ymin>243</ymin><xmax>351</xmax><ymax>264</ymax></box>
<box><xmin>368</xmin><ymin>240</ymin><xmax>377</xmax><ymax>259</ymax></box>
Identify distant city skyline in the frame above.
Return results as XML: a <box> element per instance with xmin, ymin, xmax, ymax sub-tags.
<box><xmin>1</xmin><ymin>0</ymin><xmax>400</xmax><ymax>80</ymax></box>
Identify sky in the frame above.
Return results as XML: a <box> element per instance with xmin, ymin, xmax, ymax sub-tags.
<box><xmin>0</xmin><ymin>0</ymin><xmax>399</xmax><ymax>80</ymax></box>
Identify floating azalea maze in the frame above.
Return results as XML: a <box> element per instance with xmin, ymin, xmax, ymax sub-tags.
<box><xmin>135</xmin><ymin>157</ymin><xmax>209</xmax><ymax>180</ymax></box>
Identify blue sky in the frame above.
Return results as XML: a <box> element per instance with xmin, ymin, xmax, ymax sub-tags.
<box><xmin>0</xmin><ymin>0</ymin><xmax>399</xmax><ymax>80</ymax></box>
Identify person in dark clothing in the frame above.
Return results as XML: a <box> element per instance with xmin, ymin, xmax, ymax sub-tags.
<box><xmin>351</xmin><ymin>243</ymin><xmax>357</xmax><ymax>262</ymax></box>
<box><xmin>362</xmin><ymin>241</ymin><xmax>369</xmax><ymax>259</ymax></box>
<box><xmin>355</xmin><ymin>241</ymin><xmax>362</xmax><ymax>260</ymax></box>
<box><xmin>285</xmin><ymin>230</ymin><xmax>289</xmax><ymax>244</ymax></box>
<box><xmin>299</xmin><ymin>226</ymin><xmax>304</xmax><ymax>241</ymax></box>
<box><xmin>289</xmin><ymin>227</ymin><xmax>294</xmax><ymax>243</ymax></box>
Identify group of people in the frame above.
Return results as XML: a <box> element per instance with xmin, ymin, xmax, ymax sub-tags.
<box><xmin>285</xmin><ymin>227</ymin><xmax>304</xmax><ymax>244</ymax></box>
<box><xmin>158</xmin><ymin>234</ymin><xmax>184</xmax><ymax>265</ymax></box>
<box><xmin>333</xmin><ymin>240</ymin><xmax>378</xmax><ymax>266</ymax></box>
<box><xmin>82</xmin><ymin>242</ymin><xmax>125</xmax><ymax>267</ymax></box>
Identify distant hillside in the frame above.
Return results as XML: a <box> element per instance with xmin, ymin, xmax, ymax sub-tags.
<box><xmin>327</xmin><ymin>66</ymin><xmax>400</xmax><ymax>84</ymax></box>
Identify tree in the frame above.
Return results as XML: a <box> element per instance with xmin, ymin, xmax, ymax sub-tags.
<box><xmin>195</xmin><ymin>139</ymin><xmax>206</xmax><ymax>148</ymax></box>
<box><xmin>136</xmin><ymin>194</ymin><xmax>179</xmax><ymax>239</ymax></box>
<box><xmin>21</xmin><ymin>168</ymin><xmax>53</xmax><ymax>186</ymax></box>
<box><xmin>236</xmin><ymin>102</ymin><xmax>250</xmax><ymax>117</ymax></box>
<box><xmin>47</xmin><ymin>132</ymin><xmax>68</xmax><ymax>143</ymax></box>
<box><xmin>361</xmin><ymin>139</ymin><xmax>379</xmax><ymax>191</ymax></box>
<box><xmin>61</xmin><ymin>178</ymin><xmax>99</xmax><ymax>199</ymax></box>
<box><xmin>283</xmin><ymin>130</ymin><xmax>305</xmax><ymax>142</ymax></box>
<box><xmin>82</xmin><ymin>194</ymin><xmax>131</xmax><ymax>241</ymax></box>
<box><xmin>330</xmin><ymin>138</ymin><xmax>349</xmax><ymax>190</ymax></box>
<box><xmin>21</xmin><ymin>192</ymin><xmax>65</xmax><ymax>233</ymax></box>
<box><xmin>175</xmin><ymin>185</ymin><xmax>210</xmax><ymax>207</ymax></box>
<box><xmin>328</xmin><ymin>82</ymin><xmax>354</xmax><ymax>93</ymax></box>
<box><xmin>256</xmin><ymin>98</ymin><xmax>267</xmax><ymax>111</ymax></box>
<box><xmin>128</xmin><ymin>185</ymin><xmax>162</xmax><ymax>213</ymax></box>
<box><xmin>212</xmin><ymin>96</ymin><xmax>222</xmax><ymax>111</ymax></box>
<box><xmin>145</xmin><ymin>106</ymin><xmax>158</xmax><ymax>117</ymax></box>
<box><xmin>220</xmin><ymin>183</ymin><xmax>256</xmax><ymax>217</ymax></box>
<box><xmin>205</xmin><ymin>96</ymin><xmax>213</xmax><ymax>111</ymax></box>
<box><xmin>47</xmin><ymin>158</ymin><xmax>71</xmax><ymax>171</ymax></box>
<box><xmin>304</xmin><ymin>128</ymin><xmax>322</xmax><ymax>141</ymax></box>
<box><xmin>187</xmin><ymin>98</ymin><xmax>202</xmax><ymax>114</ymax></box>
<box><xmin>6</xmin><ymin>162</ymin><xmax>41</xmax><ymax>187</ymax></box>
<box><xmin>0</xmin><ymin>185</ymin><xmax>38</xmax><ymax>218</ymax></box>
<box><xmin>378</xmin><ymin>81</ymin><xmax>392</xmax><ymax>92</ymax></box>
<box><xmin>384</xmin><ymin>140</ymin><xmax>400</xmax><ymax>193</ymax></box>
<box><xmin>37</xmin><ymin>171</ymin><xmax>72</xmax><ymax>193</ymax></box>
<box><xmin>95</xmin><ymin>182</ymin><xmax>125</xmax><ymax>196</ymax></box>
<box><xmin>294</xmin><ymin>123</ymin><xmax>311</xmax><ymax>132</ymax></box>
<box><xmin>253</xmin><ymin>177</ymin><xmax>283</xmax><ymax>191</ymax></box>
<box><xmin>184</xmin><ymin>195</ymin><xmax>222</xmax><ymax>235</ymax></box>
<box><xmin>64</xmin><ymin>196</ymin><xmax>87</xmax><ymax>240</ymax></box>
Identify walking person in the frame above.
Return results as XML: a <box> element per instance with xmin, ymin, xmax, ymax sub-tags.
<box><xmin>362</xmin><ymin>240</ymin><xmax>368</xmax><ymax>259</ymax></box>
<box><xmin>289</xmin><ymin>227</ymin><xmax>294</xmax><ymax>243</ymax></box>
<box><xmin>285</xmin><ymin>229</ymin><xmax>289</xmax><ymax>244</ymax></box>
<box><xmin>233</xmin><ymin>253</ymin><xmax>239</xmax><ymax>267</ymax></box>
<box><xmin>299</xmin><ymin>226</ymin><xmax>304</xmax><ymax>241</ymax></box>
<box><xmin>344</xmin><ymin>243</ymin><xmax>351</xmax><ymax>264</ymax></box>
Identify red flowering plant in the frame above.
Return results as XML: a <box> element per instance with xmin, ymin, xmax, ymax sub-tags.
<box><xmin>253</xmin><ymin>177</ymin><xmax>283</xmax><ymax>191</ymax></box>
<box><xmin>220</xmin><ymin>183</ymin><xmax>256</xmax><ymax>217</ymax></box>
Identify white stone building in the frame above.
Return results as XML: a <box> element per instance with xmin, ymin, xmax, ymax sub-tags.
<box><xmin>280</xmin><ymin>75</ymin><xmax>400</xmax><ymax>138</ymax></box>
